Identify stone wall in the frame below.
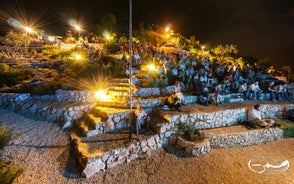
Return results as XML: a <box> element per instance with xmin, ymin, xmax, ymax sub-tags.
<box><xmin>160</xmin><ymin>104</ymin><xmax>294</xmax><ymax>133</ymax></box>
<box><xmin>0</xmin><ymin>93</ymin><xmax>30</xmax><ymax>108</ymax></box>
<box><xmin>161</xmin><ymin>108</ymin><xmax>247</xmax><ymax>131</ymax></box>
<box><xmin>207</xmin><ymin>127</ymin><xmax>283</xmax><ymax>148</ymax></box>
<box><xmin>74</xmin><ymin>133</ymin><xmax>169</xmax><ymax>178</ymax></box>
<box><xmin>55</xmin><ymin>89</ymin><xmax>96</xmax><ymax>103</ymax></box>
<box><xmin>0</xmin><ymin>92</ymin><xmax>96</xmax><ymax>128</ymax></box>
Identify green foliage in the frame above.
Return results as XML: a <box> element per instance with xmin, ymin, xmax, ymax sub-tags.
<box><xmin>29</xmin><ymin>81</ymin><xmax>63</xmax><ymax>95</ymax></box>
<box><xmin>105</xmin><ymin>42</ymin><xmax>120</xmax><ymax>54</ymax></box>
<box><xmin>211</xmin><ymin>44</ymin><xmax>238</xmax><ymax>65</ymax></box>
<box><xmin>0</xmin><ymin>63</ymin><xmax>10</xmax><ymax>73</ymax></box>
<box><xmin>28</xmin><ymin>48</ymin><xmax>37</xmax><ymax>55</ymax></box>
<box><xmin>0</xmin><ymin>124</ymin><xmax>13</xmax><ymax>149</ymax></box>
<box><xmin>178</xmin><ymin>123</ymin><xmax>201</xmax><ymax>141</ymax></box>
<box><xmin>42</xmin><ymin>45</ymin><xmax>72</xmax><ymax>59</ymax></box>
<box><xmin>0</xmin><ymin>67</ymin><xmax>34</xmax><ymax>88</ymax></box>
<box><xmin>0</xmin><ymin>124</ymin><xmax>24</xmax><ymax>184</ymax></box>
<box><xmin>0</xmin><ymin>161</ymin><xmax>24</xmax><ymax>184</ymax></box>
<box><xmin>42</xmin><ymin>45</ymin><xmax>61</xmax><ymax>56</ymax></box>
<box><xmin>3</xmin><ymin>31</ymin><xmax>32</xmax><ymax>49</ymax></box>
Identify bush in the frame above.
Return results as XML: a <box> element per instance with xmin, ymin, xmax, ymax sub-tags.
<box><xmin>0</xmin><ymin>124</ymin><xmax>13</xmax><ymax>149</ymax></box>
<box><xmin>0</xmin><ymin>124</ymin><xmax>23</xmax><ymax>184</ymax></box>
<box><xmin>0</xmin><ymin>68</ymin><xmax>34</xmax><ymax>88</ymax></box>
<box><xmin>0</xmin><ymin>63</ymin><xmax>9</xmax><ymax>73</ymax></box>
<box><xmin>29</xmin><ymin>81</ymin><xmax>63</xmax><ymax>95</ymax></box>
<box><xmin>105</xmin><ymin>42</ymin><xmax>120</xmax><ymax>54</ymax></box>
<box><xmin>178</xmin><ymin>123</ymin><xmax>202</xmax><ymax>141</ymax></box>
<box><xmin>0</xmin><ymin>162</ymin><xmax>24</xmax><ymax>184</ymax></box>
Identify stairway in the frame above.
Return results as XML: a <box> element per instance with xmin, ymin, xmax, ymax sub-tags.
<box><xmin>76</xmin><ymin>106</ymin><xmax>130</xmax><ymax>137</ymax></box>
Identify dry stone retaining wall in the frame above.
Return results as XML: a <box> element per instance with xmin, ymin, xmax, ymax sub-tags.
<box><xmin>76</xmin><ymin>133</ymin><xmax>168</xmax><ymax>178</ymax></box>
<box><xmin>0</xmin><ymin>92</ymin><xmax>96</xmax><ymax>128</ymax></box>
<box><xmin>55</xmin><ymin>89</ymin><xmax>96</xmax><ymax>103</ymax></box>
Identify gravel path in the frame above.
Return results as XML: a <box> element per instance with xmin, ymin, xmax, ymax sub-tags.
<box><xmin>1</xmin><ymin>107</ymin><xmax>294</xmax><ymax>184</ymax></box>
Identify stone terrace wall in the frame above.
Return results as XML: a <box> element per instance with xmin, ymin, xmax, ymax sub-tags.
<box><xmin>159</xmin><ymin>103</ymin><xmax>294</xmax><ymax>136</ymax></box>
<box><xmin>55</xmin><ymin>89</ymin><xmax>96</xmax><ymax>103</ymax></box>
<box><xmin>0</xmin><ymin>92</ymin><xmax>96</xmax><ymax>128</ymax></box>
<box><xmin>207</xmin><ymin>127</ymin><xmax>283</xmax><ymax>148</ymax></box>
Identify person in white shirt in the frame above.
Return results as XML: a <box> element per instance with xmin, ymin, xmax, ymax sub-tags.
<box><xmin>247</xmin><ymin>104</ymin><xmax>275</xmax><ymax>127</ymax></box>
<box><xmin>248</xmin><ymin>81</ymin><xmax>263</xmax><ymax>100</ymax></box>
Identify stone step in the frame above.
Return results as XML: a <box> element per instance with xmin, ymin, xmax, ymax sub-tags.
<box><xmin>108</xmin><ymin>90</ymin><xmax>130</xmax><ymax>97</ymax></box>
<box><xmin>76</xmin><ymin>120</ymin><xmax>102</xmax><ymax>137</ymax></box>
<box><xmin>202</xmin><ymin>125</ymin><xmax>283</xmax><ymax>148</ymax></box>
<box><xmin>110</xmin><ymin>85</ymin><xmax>130</xmax><ymax>91</ymax></box>
<box><xmin>111</xmin><ymin>78</ymin><xmax>130</xmax><ymax>83</ymax></box>
<box><xmin>71</xmin><ymin>131</ymin><xmax>166</xmax><ymax>178</ymax></box>
<box><xmin>92</xmin><ymin>106</ymin><xmax>130</xmax><ymax>119</ymax></box>
<box><xmin>159</xmin><ymin>107</ymin><xmax>247</xmax><ymax>130</ymax></box>
<box><xmin>86</xmin><ymin>114</ymin><xmax>106</xmax><ymax>129</ymax></box>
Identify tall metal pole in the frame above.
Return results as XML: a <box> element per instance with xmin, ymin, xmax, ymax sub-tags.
<box><xmin>129</xmin><ymin>0</ymin><xmax>133</xmax><ymax>139</ymax></box>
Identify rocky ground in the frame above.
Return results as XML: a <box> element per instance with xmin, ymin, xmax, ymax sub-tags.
<box><xmin>0</xmin><ymin>106</ymin><xmax>294</xmax><ymax>184</ymax></box>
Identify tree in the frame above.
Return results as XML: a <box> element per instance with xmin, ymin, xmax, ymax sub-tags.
<box><xmin>0</xmin><ymin>31</ymin><xmax>33</xmax><ymax>58</ymax></box>
<box><xmin>211</xmin><ymin>44</ymin><xmax>238</xmax><ymax>65</ymax></box>
<box><xmin>280</xmin><ymin>65</ymin><xmax>292</xmax><ymax>81</ymax></box>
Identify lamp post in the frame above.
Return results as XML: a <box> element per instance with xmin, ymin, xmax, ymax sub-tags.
<box><xmin>129</xmin><ymin>0</ymin><xmax>133</xmax><ymax>139</ymax></box>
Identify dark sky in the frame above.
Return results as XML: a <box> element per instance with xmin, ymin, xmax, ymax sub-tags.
<box><xmin>0</xmin><ymin>0</ymin><xmax>293</xmax><ymax>68</ymax></box>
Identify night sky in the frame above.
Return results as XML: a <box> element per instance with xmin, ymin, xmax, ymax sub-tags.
<box><xmin>0</xmin><ymin>0</ymin><xmax>293</xmax><ymax>68</ymax></box>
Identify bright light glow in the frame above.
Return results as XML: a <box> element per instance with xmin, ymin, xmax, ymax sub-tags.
<box><xmin>73</xmin><ymin>53</ymin><xmax>82</xmax><ymax>60</ymax></box>
<box><xmin>75</xmin><ymin>25</ymin><xmax>81</xmax><ymax>31</ymax></box>
<box><xmin>165</xmin><ymin>33</ymin><xmax>170</xmax><ymax>38</ymax></box>
<box><xmin>95</xmin><ymin>90</ymin><xmax>112</xmax><ymax>102</ymax></box>
<box><xmin>24</xmin><ymin>26</ymin><xmax>33</xmax><ymax>33</ymax></box>
<box><xmin>48</xmin><ymin>36</ymin><xmax>55</xmax><ymax>42</ymax></box>
<box><xmin>104</xmin><ymin>32</ymin><xmax>111</xmax><ymax>40</ymax></box>
<box><xmin>165</xmin><ymin>27</ymin><xmax>170</xmax><ymax>33</ymax></box>
<box><xmin>148</xmin><ymin>64</ymin><xmax>156</xmax><ymax>71</ymax></box>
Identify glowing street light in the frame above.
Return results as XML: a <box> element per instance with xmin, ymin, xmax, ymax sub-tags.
<box><xmin>24</xmin><ymin>26</ymin><xmax>33</xmax><ymax>34</ymax></box>
<box><xmin>148</xmin><ymin>64</ymin><xmax>156</xmax><ymax>72</ymax></box>
<box><xmin>75</xmin><ymin>25</ymin><xmax>81</xmax><ymax>38</ymax></box>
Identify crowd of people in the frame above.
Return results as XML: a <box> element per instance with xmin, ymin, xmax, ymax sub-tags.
<box><xmin>117</xmin><ymin>41</ymin><xmax>292</xmax><ymax>106</ymax></box>
<box><xmin>120</xmin><ymin>41</ymin><xmax>292</xmax><ymax>134</ymax></box>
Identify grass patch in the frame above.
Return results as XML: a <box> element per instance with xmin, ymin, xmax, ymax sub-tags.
<box><xmin>274</xmin><ymin>119</ymin><xmax>294</xmax><ymax>138</ymax></box>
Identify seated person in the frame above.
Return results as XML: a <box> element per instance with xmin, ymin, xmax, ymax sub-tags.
<box><xmin>207</xmin><ymin>83</ymin><xmax>223</xmax><ymax>105</ymax></box>
<box><xmin>166</xmin><ymin>91</ymin><xmax>182</xmax><ymax>111</ymax></box>
<box><xmin>248</xmin><ymin>81</ymin><xmax>263</xmax><ymax>100</ymax></box>
<box><xmin>267</xmin><ymin>81</ymin><xmax>278</xmax><ymax>101</ymax></box>
<box><xmin>173</xmin><ymin>80</ymin><xmax>185</xmax><ymax>105</ymax></box>
<box><xmin>134</xmin><ymin>105</ymin><xmax>150</xmax><ymax>135</ymax></box>
<box><xmin>247</xmin><ymin>104</ymin><xmax>275</xmax><ymax>128</ymax></box>
<box><xmin>238</xmin><ymin>82</ymin><xmax>250</xmax><ymax>100</ymax></box>
<box><xmin>275</xmin><ymin>83</ymin><xmax>290</xmax><ymax>101</ymax></box>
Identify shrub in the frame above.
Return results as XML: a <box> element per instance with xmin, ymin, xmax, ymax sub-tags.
<box><xmin>0</xmin><ymin>63</ymin><xmax>9</xmax><ymax>73</ymax></box>
<box><xmin>178</xmin><ymin>123</ymin><xmax>201</xmax><ymax>141</ymax></box>
<box><xmin>0</xmin><ymin>124</ymin><xmax>23</xmax><ymax>184</ymax></box>
<box><xmin>0</xmin><ymin>68</ymin><xmax>34</xmax><ymax>88</ymax></box>
<box><xmin>0</xmin><ymin>162</ymin><xmax>24</xmax><ymax>184</ymax></box>
<box><xmin>29</xmin><ymin>81</ymin><xmax>63</xmax><ymax>95</ymax></box>
<box><xmin>0</xmin><ymin>124</ymin><xmax>13</xmax><ymax>149</ymax></box>
<box><xmin>105</xmin><ymin>42</ymin><xmax>120</xmax><ymax>54</ymax></box>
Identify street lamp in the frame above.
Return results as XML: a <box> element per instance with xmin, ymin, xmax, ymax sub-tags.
<box><xmin>75</xmin><ymin>25</ymin><xmax>81</xmax><ymax>38</ymax></box>
<box><xmin>24</xmin><ymin>26</ymin><xmax>33</xmax><ymax>34</ymax></box>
